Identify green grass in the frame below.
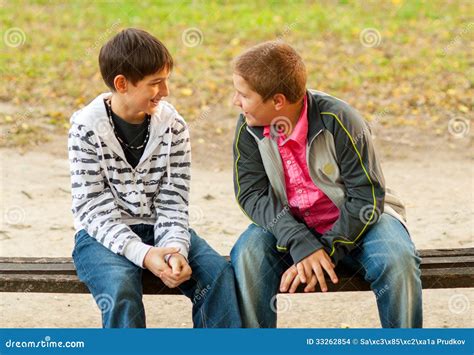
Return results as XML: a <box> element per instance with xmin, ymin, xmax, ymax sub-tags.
<box><xmin>0</xmin><ymin>0</ymin><xmax>472</xmax><ymax>146</ymax></box>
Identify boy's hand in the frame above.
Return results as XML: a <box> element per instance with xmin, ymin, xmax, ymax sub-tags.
<box><xmin>280</xmin><ymin>265</ymin><xmax>301</xmax><ymax>293</ymax></box>
<box><xmin>295</xmin><ymin>249</ymin><xmax>338</xmax><ymax>292</ymax></box>
<box><xmin>143</xmin><ymin>246</ymin><xmax>179</xmax><ymax>279</ymax></box>
<box><xmin>159</xmin><ymin>254</ymin><xmax>192</xmax><ymax>288</ymax></box>
<box><xmin>280</xmin><ymin>265</ymin><xmax>320</xmax><ymax>293</ymax></box>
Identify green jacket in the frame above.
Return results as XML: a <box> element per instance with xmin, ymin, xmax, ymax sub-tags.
<box><xmin>233</xmin><ymin>90</ymin><xmax>408</xmax><ymax>265</ymax></box>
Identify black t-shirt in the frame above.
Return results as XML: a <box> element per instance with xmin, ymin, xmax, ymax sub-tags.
<box><xmin>110</xmin><ymin>110</ymin><xmax>149</xmax><ymax>169</ymax></box>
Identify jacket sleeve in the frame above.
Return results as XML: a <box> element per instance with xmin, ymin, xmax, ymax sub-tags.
<box><xmin>233</xmin><ymin>115</ymin><xmax>325</xmax><ymax>264</ymax></box>
<box><xmin>153</xmin><ymin>117</ymin><xmax>191</xmax><ymax>260</ymax></box>
<box><xmin>318</xmin><ymin>107</ymin><xmax>386</xmax><ymax>265</ymax></box>
<box><xmin>68</xmin><ymin>123</ymin><xmax>151</xmax><ymax>268</ymax></box>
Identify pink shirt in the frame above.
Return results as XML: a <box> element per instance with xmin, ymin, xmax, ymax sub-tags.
<box><xmin>263</xmin><ymin>95</ymin><xmax>339</xmax><ymax>234</ymax></box>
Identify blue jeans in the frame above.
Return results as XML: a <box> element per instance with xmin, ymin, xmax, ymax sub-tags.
<box><xmin>72</xmin><ymin>224</ymin><xmax>242</xmax><ymax>328</ymax></box>
<box><xmin>230</xmin><ymin>213</ymin><xmax>423</xmax><ymax>328</ymax></box>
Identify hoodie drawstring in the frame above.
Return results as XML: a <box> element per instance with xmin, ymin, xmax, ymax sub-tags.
<box><xmin>166</xmin><ymin>126</ymin><xmax>172</xmax><ymax>186</ymax></box>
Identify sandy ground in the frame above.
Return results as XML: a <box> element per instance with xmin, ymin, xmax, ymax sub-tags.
<box><xmin>0</xmin><ymin>132</ymin><xmax>472</xmax><ymax>328</ymax></box>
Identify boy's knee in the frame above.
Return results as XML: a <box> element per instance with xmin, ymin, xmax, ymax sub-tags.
<box><xmin>395</xmin><ymin>247</ymin><xmax>421</xmax><ymax>277</ymax></box>
<box><xmin>230</xmin><ymin>225</ymin><xmax>276</xmax><ymax>268</ymax></box>
<box><xmin>373</xmin><ymin>246</ymin><xmax>420</xmax><ymax>282</ymax></box>
<box><xmin>103</xmin><ymin>275</ymin><xmax>142</xmax><ymax>304</ymax></box>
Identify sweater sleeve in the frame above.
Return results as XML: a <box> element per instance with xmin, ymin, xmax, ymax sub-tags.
<box><xmin>152</xmin><ymin>117</ymin><xmax>191</xmax><ymax>260</ymax></box>
<box><xmin>318</xmin><ymin>108</ymin><xmax>386</xmax><ymax>265</ymax></box>
<box><xmin>68</xmin><ymin>123</ymin><xmax>151</xmax><ymax>268</ymax></box>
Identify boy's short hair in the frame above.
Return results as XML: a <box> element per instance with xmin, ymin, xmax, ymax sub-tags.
<box><xmin>99</xmin><ymin>28</ymin><xmax>174</xmax><ymax>90</ymax></box>
<box><xmin>233</xmin><ymin>41</ymin><xmax>307</xmax><ymax>103</ymax></box>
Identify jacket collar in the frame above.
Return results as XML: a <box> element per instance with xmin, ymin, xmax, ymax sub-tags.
<box><xmin>246</xmin><ymin>90</ymin><xmax>326</xmax><ymax>144</ymax></box>
<box><xmin>306</xmin><ymin>89</ymin><xmax>326</xmax><ymax>140</ymax></box>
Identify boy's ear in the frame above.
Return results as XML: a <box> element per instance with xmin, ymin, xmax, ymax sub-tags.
<box><xmin>272</xmin><ymin>93</ymin><xmax>286</xmax><ymax>111</ymax></box>
<box><xmin>113</xmin><ymin>75</ymin><xmax>128</xmax><ymax>93</ymax></box>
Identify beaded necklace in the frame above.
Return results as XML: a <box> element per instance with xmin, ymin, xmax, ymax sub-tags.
<box><xmin>104</xmin><ymin>98</ymin><xmax>151</xmax><ymax>150</ymax></box>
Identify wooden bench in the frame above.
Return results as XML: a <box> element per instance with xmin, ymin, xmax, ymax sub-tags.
<box><xmin>1</xmin><ymin>247</ymin><xmax>473</xmax><ymax>294</ymax></box>
<box><xmin>0</xmin><ymin>248</ymin><xmax>473</xmax><ymax>294</ymax></box>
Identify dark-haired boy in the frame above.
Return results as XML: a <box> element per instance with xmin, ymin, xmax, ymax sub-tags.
<box><xmin>69</xmin><ymin>28</ymin><xmax>241</xmax><ymax>328</ymax></box>
<box><xmin>230</xmin><ymin>41</ymin><xmax>422</xmax><ymax>328</ymax></box>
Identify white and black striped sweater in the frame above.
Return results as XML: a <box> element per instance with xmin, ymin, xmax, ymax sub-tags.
<box><xmin>68</xmin><ymin>93</ymin><xmax>191</xmax><ymax>268</ymax></box>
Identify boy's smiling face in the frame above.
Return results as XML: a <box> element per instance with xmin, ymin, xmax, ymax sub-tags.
<box><xmin>125</xmin><ymin>67</ymin><xmax>170</xmax><ymax>115</ymax></box>
<box><xmin>113</xmin><ymin>67</ymin><xmax>171</xmax><ymax>121</ymax></box>
<box><xmin>232</xmin><ymin>73</ymin><xmax>277</xmax><ymax>126</ymax></box>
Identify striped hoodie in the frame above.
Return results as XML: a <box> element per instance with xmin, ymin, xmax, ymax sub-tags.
<box><xmin>68</xmin><ymin>93</ymin><xmax>191</xmax><ymax>268</ymax></box>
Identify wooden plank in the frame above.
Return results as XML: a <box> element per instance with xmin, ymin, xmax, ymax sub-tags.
<box><xmin>1</xmin><ymin>267</ymin><xmax>473</xmax><ymax>294</ymax></box>
<box><xmin>418</xmin><ymin>248</ymin><xmax>474</xmax><ymax>257</ymax></box>
<box><xmin>419</xmin><ymin>268</ymin><xmax>474</xmax><ymax>289</ymax></box>
<box><xmin>1</xmin><ymin>248</ymin><xmax>473</xmax><ymax>265</ymax></box>
<box><xmin>1</xmin><ymin>249</ymin><xmax>473</xmax><ymax>294</ymax></box>
<box><xmin>0</xmin><ymin>257</ymin><xmax>74</xmax><ymax>264</ymax></box>
<box><xmin>0</xmin><ymin>274</ymin><xmax>90</xmax><ymax>294</ymax></box>
<box><xmin>1</xmin><ymin>254</ymin><xmax>474</xmax><ymax>274</ymax></box>
<box><xmin>0</xmin><ymin>248</ymin><xmax>472</xmax><ymax>264</ymax></box>
<box><xmin>0</xmin><ymin>272</ymin><xmax>369</xmax><ymax>293</ymax></box>
<box><xmin>417</xmin><ymin>256</ymin><xmax>474</xmax><ymax>268</ymax></box>
<box><xmin>1</xmin><ymin>263</ymin><xmax>76</xmax><ymax>274</ymax></box>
